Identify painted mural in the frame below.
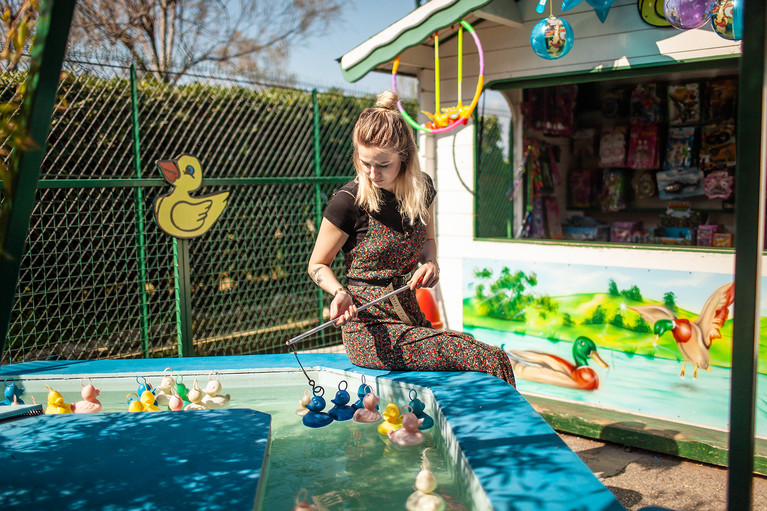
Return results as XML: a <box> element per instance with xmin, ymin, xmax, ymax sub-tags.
<box><xmin>462</xmin><ymin>258</ymin><xmax>767</xmax><ymax>436</ymax></box>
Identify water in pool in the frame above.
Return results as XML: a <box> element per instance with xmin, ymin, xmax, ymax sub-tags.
<box><xmin>20</xmin><ymin>372</ymin><xmax>477</xmax><ymax>511</ymax></box>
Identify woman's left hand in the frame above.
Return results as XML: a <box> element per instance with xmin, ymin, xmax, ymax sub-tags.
<box><xmin>410</xmin><ymin>260</ymin><xmax>439</xmax><ymax>289</ymax></box>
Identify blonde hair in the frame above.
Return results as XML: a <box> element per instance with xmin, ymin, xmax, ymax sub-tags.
<box><xmin>352</xmin><ymin>91</ymin><xmax>429</xmax><ymax>225</ymax></box>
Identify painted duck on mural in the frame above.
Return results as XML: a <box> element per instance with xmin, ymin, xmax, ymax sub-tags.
<box><xmin>154</xmin><ymin>154</ymin><xmax>229</xmax><ymax>239</ymax></box>
<box><xmin>629</xmin><ymin>282</ymin><xmax>735</xmax><ymax>378</ymax></box>
<box><xmin>501</xmin><ymin>336</ymin><xmax>609</xmax><ymax>390</ymax></box>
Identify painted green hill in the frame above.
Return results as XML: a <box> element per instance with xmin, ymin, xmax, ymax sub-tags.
<box><xmin>464</xmin><ymin>292</ymin><xmax>767</xmax><ymax>374</ymax></box>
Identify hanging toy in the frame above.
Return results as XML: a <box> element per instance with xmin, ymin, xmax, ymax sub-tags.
<box><xmin>135</xmin><ymin>376</ymin><xmax>157</xmax><ymax>406</ymax></box>
<box><xmin>353</xmin><ymin>385</ymin><xmax>383</xmax><ymax>424</ymax></box>
<box><xmin>44</xmin><ymin>385</ymin><xmax>73</xmax><ymax>414</ymax></box>
<box><xmin>327</xmin><ymin>380</ymin><xmax>355</xmax><ymax>421</ymax></box>
<box><xmin>1</xmin><ymin>378</ymin><xmax>25</xmax><ymax>405</ymax></box>
<box><xmin>302</xmin><ymin>385</ymin><xmax>334</xmax><ymax>428</ymax></box>
<box><xmin>175</xmin><ymin>374</ymin><xmax>190</xmax><ymax>403</ymax></box>
<box><xmin>406</xmin><ymin>448</ymin><xmax>446</xmax><ymax>511</ymax></box>
<box><xmin>154</xmin><ymin>367</ymin><xmax>176</xmax><ymax>407</ymax></box>
<box><xmin>201</xmin><ymin>371</ymin><xmax>231</xmax><ymax>409</ymax></box>
<box><xmin>392</xmin><ymin>19</ymin><xmax>484</xmax><ymax>134</ymax></box>
<box><xmin>184</xmin><ymin>378</ymin><xmax>208</xmax><ymax>410</ymax></box>
<box><xmin>168</xmin><ymin>388</ymin><xmax>185</xmax><ymax>411</ymax></box>
<box><xmin>664</xmin><ymin>0</ymin><xmax>711</xmax><ymax>30</ymax></box>
<box><xmin>127</xmin><ymin>393</ymin><xmax>143</xmax><ymax>412</ymax></box>
<box><xmin>352</xmin><ymin>375</ymin><xmax>371</xmax><ymax>410</ymax></box>
<box><xmin>292</xmin><ymin>489</ymin><xmax>318</xmax><ymax>511</ymax></box>
<box><xmin>710</xmin><ymin>0</ymin><xmax>741</xmax><ymax>40</ymax></box>
<box><xmin>388</xmin><ymin>407</ymin><xmax>425</xmax><ymax>447</ymax></box>
<box><xmin>295</xmin><ymin>388</ymin><xmax>312</xmax><ymax>417</ymax></box>
<box><xmin>73</xmin><ymin>377</ymin><xmax>102</xmax><ymax>413</ymax></box>
<box><xmin>408</xmin><ymin>389</ymin><xmax>434</xmax><ymax>431</ymax></box>
<box><xmin>530</xmin><ymin>15</ymin><xmax>574</xmax><ymax>60</ymax></box>
<box><xmin>377</xmin><ymin>394</ymin><xmax>403</xmax><ymax>435</ymax></box>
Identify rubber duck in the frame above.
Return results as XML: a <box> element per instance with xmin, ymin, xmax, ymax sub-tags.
<box><xmin>184</xmin><ymin>378</ymin><xmax>208</xmax><ymax>410</ymax></box>
<box><xmin>168</xmin><ymin>388</ymin><xmax>185</xmax><ymax>411</ymax></box>
<box><xmin>377</xmin><ymin>395</ymin><xmax>403</xmax><ymax>435</ymax></box>
<box><xmin>44</xmin><ymin>385</ymin><xmax>73</xmax><ymax>414</ymax></box>
<box><xmin>73</xmin><ymin>377</ymin><xmax>102</xmax><ymax>413</ymax></box>
<box><xmin>406</xmin><ymin>448</ymin><xmax>446</xmax><ymax>511</ymax></box>
<box><xmin>388</xmin><ymin>409</ymin><xmax>425</xmax><ymax>447</ymax></box>
<box><xmin>201</xmin><ymin>371</ymin><xmax>231</xmax><ymax>409</ymax></box>
<box><xmin>352</xmin><ymin>387</ymin><xmax>382</xmax><ymax>424</ymax></box>
<box><xmin>408</xmin><ymin>389</ymin><xmax>434</xmax><ymax>430</ymax></box>
<box><xmin>1</xmin><ymin>378</ymin><xmax>24</xmax><ymax>405</ymax></box>
<box><xmin>630</xmin><ymin>282</ymin><xmax>735</xmax><ymax>378</ymax></box>
<box><xmin>327</xmin><ymin>380</ymin><xmax>355</xmax><ymax>421</ymax></box>
<box><xmin>175</xmin><ymin>375</ymin><xmax>190</xmax><ymax>403</ymax></box>
<box><xmin>135</xmin><ymin>376</ymin><xmax>158</xmax><ymax>406</ymax></box>
<box><xmin>295</xmin><ymin>389</ymin><xmax>311</xmax><ymax>417</ymax></box>
<box><xmin>302</xmin><ymin>386</ymin><xmax>334</xmax><ymax>428</ymax></box>
<box><xmin>352</xmin><ymin>376</ymin><xmax>371</xmax><ymax>410</ymax></box>
<box><xmin>292</xmin><ymin>489</ymin><xmax>318</xmax><ymax>511</ymax></box>
<box><xmin>503</xmin><ymin>336</ymin><xmax>609</xmax><ymax>390</ymax></box>
<box><xmin>154</xmin><ymin>368</ymin><xmax>176</xmax><ymax>408</ymax></box>
<box><xmin>127</xmin><ymin>391</ymin><xmax>161</xmax><ymax>412</ymax></box>
<box><xmin>154</xmin><ymin>154</ymin><xmax>230</xmax><ymax>239</ymax></box>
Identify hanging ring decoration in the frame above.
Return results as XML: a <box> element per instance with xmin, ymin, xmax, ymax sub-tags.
<box><xmin>392</xmin><ymin>19</ymin><xmax>484</xmax><ymax>135</ymax></box>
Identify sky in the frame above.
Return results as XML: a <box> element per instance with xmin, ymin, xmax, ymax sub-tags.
<box><xmin>286</xmin><ymin>0</ymin><xmax>421</xmax><ymax>94</ymax></box>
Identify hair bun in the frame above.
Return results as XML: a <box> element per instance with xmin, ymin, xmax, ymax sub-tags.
<box><xmin>375</xmin><ymin>91</ymin><xmax>399</xmax><ymax>111</ymax></box>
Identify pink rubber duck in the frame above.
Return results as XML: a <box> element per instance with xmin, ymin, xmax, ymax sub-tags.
<box><xmin>73</xmin><ymin>377</ymin><xmax>102</xmax><ymax>413</ymax></box>
<box><xmin>388</xmin><ymin>409</ymin><xmax>425</xmax><ymax>446</ymax></box>
<box><xmin>352</xmin><ymin>387</ymin><xmax>382</xmax><ymax>424</ymax></box>
<box><xmin>168</xmin><ymin>388</ymin><xmax>185</xmax><ymax>411</ymax></box>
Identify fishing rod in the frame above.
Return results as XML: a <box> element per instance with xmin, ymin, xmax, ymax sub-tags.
<box><xmin>285</xmin><ymin>283</ymin><xmax>411</xmax><ymax>347</ymax></box>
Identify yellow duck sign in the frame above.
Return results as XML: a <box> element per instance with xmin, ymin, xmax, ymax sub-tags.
<box><xmin>153</xmin><ymin>154</ymin><xmax>229</xmax><ymax>239</ymax></box>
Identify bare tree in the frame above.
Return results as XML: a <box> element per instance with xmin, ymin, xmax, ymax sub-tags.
<box><xmin>70</xmin><ymin>0</ymin><xmax>341</xmax><ymax>83</ymax></box>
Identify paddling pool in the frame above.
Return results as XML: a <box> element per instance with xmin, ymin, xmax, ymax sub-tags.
<box><xmin>0</xmin><ymin>354</ymin><xmax>624</xmax><ymax>510</ymax></box>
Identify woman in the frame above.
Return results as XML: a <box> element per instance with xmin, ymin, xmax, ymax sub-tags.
<box><xmin>307</xmin><ymin>91</ymin><xmax>515</xmax><ymax>386</ymax></box>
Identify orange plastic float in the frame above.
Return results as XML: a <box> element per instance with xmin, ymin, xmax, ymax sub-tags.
<box><xmin>416</xmin><ymin>288</ymin><xmax>443</xmax><ymax>329</ymax></box>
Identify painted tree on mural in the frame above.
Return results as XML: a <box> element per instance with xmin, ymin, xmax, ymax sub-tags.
<box><xmin>472</xmin><ymin>267</ymin><xmax>538</xmax><ymax>321</ymax></box>
<box><xmin>663</xmin><ymin>291</ymin><xmax>678</xmax><ymax>312</ymax></box>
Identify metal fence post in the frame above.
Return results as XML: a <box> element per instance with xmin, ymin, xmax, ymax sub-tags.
<box><xmin>130</xmin><ymin>64</ymin><xmax>151</xmax><ymax>357</ymax></box>
<box><xmin>312</xmin><ymin>89</ymin><xmax>325</xmax><ymax>344</ymax></box>
<box><xmin>0</xmin><ymin>0</ymin><xmax>77</xmax><ymax>357</ymax></box>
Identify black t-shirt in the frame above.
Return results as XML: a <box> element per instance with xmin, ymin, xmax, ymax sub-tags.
<box><xmin>324</xmin><ymin>174</ymin><xmax>435</xmax><ymax>253</ymax></box>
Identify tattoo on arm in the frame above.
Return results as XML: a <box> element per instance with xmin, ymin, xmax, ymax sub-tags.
<box><xmin>310</xmin><ymin>266</ymin><xmax>323</xmax><ymax>285</ymax></box>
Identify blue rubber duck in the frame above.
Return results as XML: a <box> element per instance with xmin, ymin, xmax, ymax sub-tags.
<box><xmin>1</xmin><ymin>378</ymin><xmax>24</xmax><ymax>405</ymax></box>
<box><xmin>302</xmin><ymin>386</ymin><xmax>334</xmax><ymax>428</ymax></box>
<box><xmin>352</xmin><ymin>377</ymin><xmax>371</xmax><ymax>410</ymax></box>
<box><xmin>408</xmin><ymin>389</ymin><xmax>434</xmax><ymax>431</ymax></box>
<box><xmin>328</xmin><ymin>380</ymin><xmax>355</xmax><ymax>421</ymax></box>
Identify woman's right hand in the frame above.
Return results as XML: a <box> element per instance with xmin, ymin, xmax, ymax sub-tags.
<box><xmin>330</xmin><ymin>290</ymin><xmax>357</xmax><ymax>327</ymax></box>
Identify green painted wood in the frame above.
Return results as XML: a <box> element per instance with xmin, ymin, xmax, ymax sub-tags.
<box><xmin>729</xmin><ymin>0</ymin><xmax>767</xmax><ymax>507</ymax></box>
<box><xmin>175</xmin><ymin>238</ymin><xmax>195</xmax><ymax>357</ymax></box>
<box><xmin>0</xmin><ymin>0</ymin><xmax>77</xmax><ymax>356</ymax></box>
<box><xmin>525</xmin><ymin>394</ymin><xmax>767</xmax><ymax>476</ymax></box>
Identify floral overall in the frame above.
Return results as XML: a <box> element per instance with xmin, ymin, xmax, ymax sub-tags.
<box><xmin>341</xmin><ymin>214</ymin><xmax>516</xmax><ymax>387</ymax></box>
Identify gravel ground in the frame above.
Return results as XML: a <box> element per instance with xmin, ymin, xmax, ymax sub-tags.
<box><xmin>559</xmin><ymin>433</ymin><xmax>767</xmax><ymax>510</ymax></box>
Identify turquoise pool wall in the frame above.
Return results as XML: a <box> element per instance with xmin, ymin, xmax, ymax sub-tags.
<box><xmin>0</xmin><ymin>354</ymin><xmax>623</xmax><ymax>510</ymax></box>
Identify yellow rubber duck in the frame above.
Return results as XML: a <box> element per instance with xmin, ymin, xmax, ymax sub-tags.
<box><xmin>45</xmin><ymin>385</ymin><xmax>73</xmax><ymax>414</ymax></box>
<box><xmin>153</xmin><ymin>154</ymin><xmax>229</xmax><ymax>239</ymax></box>
<box><xmin>377</xmin><ymin>395</ymin><xmax>403</xmax><ymax>435</ymax></box>
<box><xmin>127</xmin><ymin>391</ymin><xmax>161</xmax><ymax>412</ymax></box>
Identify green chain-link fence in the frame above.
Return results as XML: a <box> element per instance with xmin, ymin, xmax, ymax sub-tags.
<box><xmin>2</xmin><ymin>53</ymin><xmax>416</xmax><ymax>363</ymax></box>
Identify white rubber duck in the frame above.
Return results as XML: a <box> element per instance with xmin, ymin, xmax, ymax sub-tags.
<box><xmin>183</xmin><ymin>378</ymin><xmax>207</xmax><ymax>410</ymax></box>
<box><xmin>154</xmin><ymin>367</ymin><xmax>176</xmax><ymax>407</ymax></box>
<box><xmin>406</xmin><ymin>448</ymin><xmax>446</xmax><ymax>511</ymax></box>
<box><xmin>201</xmin><ymin>371</ymin><xmax>230</xmax><ymax>409</ymax></box>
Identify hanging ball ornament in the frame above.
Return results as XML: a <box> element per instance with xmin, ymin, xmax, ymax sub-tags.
<box><xmin>530</xmin><ymin>16</ymin><xmax>574</xmax><ymax>60</ymax></box>
<box><xmin>710</xmin><ymin>0</ymin><xmax>735</xmax><ymax>39</ymax></box>
<box><xmin>663</xmin><ymin>0</ymin><xmax>712</xmax><ymax>30</ymax></box>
